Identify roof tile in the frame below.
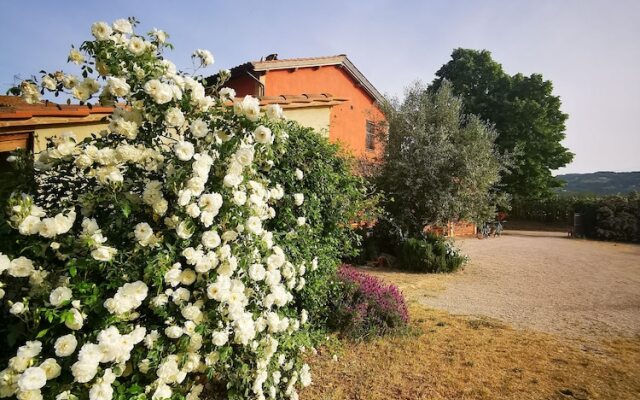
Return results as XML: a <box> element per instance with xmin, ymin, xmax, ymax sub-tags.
<box><xmin>0</xmin><ymin>96</ymin><xmax>113</xmax><ymax>120</ymax></box>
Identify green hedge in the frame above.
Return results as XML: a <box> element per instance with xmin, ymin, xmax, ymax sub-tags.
<box><xmin>510</xmin><ymin>192</ymin><xmax>640</xmax><ymax>242</ymax></box>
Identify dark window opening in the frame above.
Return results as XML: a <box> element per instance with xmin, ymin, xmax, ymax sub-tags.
<box><xmin>365</xmin><ymin>121</ymin><xmax>375</xmax><ymax>151</ymax></box>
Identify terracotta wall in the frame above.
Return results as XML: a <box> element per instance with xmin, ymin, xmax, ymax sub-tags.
<box><xmin>451</xmin><ymin>221</ymin><xmax>477</xmax><ymax>237</ymax></box>
<box><xmin>262</xmin><ymin>66</ymin><xmax>384</xmax><ymax>157</ymax></box>
<box><xmin>425</xmin><ymin>221</ymin><xmax>477</xmax><ymax>238</ymax></box>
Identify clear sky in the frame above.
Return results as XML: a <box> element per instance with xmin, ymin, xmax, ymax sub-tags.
<box><xmin>1</xmin><ymin>0</ymin><xmax>638</xmax><ymax>174</ymax></box>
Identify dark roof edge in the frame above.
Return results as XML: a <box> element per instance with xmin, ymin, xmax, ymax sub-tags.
<box><xmin>340</xmin><ymin>57</ymin><xmax>386</xmax><ymax>106</ymax></box>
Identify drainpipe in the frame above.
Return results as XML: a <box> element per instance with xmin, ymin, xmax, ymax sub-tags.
<box><xmin>245</xmin><ymin>71</ymin><xmax>265</xmax><ymax>97</ymax></box>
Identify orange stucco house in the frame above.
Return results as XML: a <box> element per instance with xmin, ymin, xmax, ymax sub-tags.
<box><xmin>214</xmin><ymin>54</ymin><xmax>386</xmax><ymax>157</ymax></box>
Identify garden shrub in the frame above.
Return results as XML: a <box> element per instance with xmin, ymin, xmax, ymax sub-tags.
<box><xmin>328</xmin><ymin>265</ymin><xmax>408</xmax><ymax>340</ymax></box>
<box><xmin>0</xmin><ymin>18</ymin><xmax>368</xmax><ymax>400</ymax></box>
<box><xmin>353</xmin><ymin>220</ymin><xmax>467</xmax><ymax>273</ymax></box>
<box><xmin>264</xmin><ymin>123</ymin><xmax>376</xmax><ymax>328</ymax></box>
<box><xmin>396</xmin><ymin>234</ymin><xmax>466</xmax><ymax>273</ymax></box>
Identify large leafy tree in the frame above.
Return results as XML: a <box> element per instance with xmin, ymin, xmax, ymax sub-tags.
<box><xmin>430</xmin><ymin>48</ymin><xmax>573</xmax><ymax>200</ymax></box>
<box><xmin>377</xmin><ymin>81</ymin><xmax>508</xmax><ymax>237</ymax></box>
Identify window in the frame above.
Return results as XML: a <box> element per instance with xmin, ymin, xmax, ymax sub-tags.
<box><xmin>365</xmin><ymin>121</ymin><xmax>375</xmax><ymax>151</ymax></box>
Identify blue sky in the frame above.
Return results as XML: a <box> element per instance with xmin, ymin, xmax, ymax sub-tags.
<box><xmin>1</xmin><ymin>0</ymin><xmax>638</xmax><ymax>174</ymax></box>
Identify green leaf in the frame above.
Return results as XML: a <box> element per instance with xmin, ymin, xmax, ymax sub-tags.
<box><xmin>121</xmin><ymin>201</ymin><xmax>131</xmax><ymax>218</ymax></box>
<box><xmin>36</xmin><ymin>328</ymin><xmax>49</xmax><ymax>338</ymax></box>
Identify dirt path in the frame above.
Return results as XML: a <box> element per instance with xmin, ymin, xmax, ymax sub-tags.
<box><xmin>372</xmin><ymin>231</ymin><xmax>640</xmax><ymax>338</ymax></box>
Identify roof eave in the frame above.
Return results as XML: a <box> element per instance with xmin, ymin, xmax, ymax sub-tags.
<box><xmin>252</xmin><ymin>55</ymin><xmax>346</xmax><ymax>72</ymax></box>
<box><xmin>340</xmin><ymin>57</ymin><xmax>386</xmax><ymax>106</ymax></box>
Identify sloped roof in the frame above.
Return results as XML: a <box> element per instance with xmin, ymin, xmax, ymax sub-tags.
<box><xmin>0</xmin><ymin>96</ymin><xmax>112</xmax><ymax>130</ymax></box>
<box><xmin>224</xmin><ymin>55</ymin><xmax>386</xmax><ymax>106</ymax></box>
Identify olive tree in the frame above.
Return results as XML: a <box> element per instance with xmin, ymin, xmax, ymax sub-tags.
<box><xmin>376</xmin><ymin>81</ymin><xmax>509</xmax><ymax>237</ymax></box>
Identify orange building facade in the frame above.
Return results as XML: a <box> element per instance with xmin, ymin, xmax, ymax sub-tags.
<box><xmin>219</xmin><ymin>55</ymin><xmax>386</xmax><ymax>158</ymax></box>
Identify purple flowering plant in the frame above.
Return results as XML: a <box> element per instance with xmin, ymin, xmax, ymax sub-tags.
<box><xmin>330</xmin><ymin>264</ymin><xmax>409</xmax><ymax>339</ymax></box>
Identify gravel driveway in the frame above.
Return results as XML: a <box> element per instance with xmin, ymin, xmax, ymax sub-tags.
<box><xmin>416</xmin><ymin>231</ymin><xmax>640</xmax><ymax>338</ymax></box>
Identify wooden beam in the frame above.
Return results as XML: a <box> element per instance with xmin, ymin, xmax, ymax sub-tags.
<box><xmin>0</xmin><ymin>132</ymin><xmax>30</xmax><ymax>152</ymax></box>
<box><xmin>0</xmin><ymin>114</ymin><xmax>108</xmax><ymax>132</ymax></box>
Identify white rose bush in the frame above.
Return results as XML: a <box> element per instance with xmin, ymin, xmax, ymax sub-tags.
<box><xmin>1</xmin><ymin>18</ymin><xmax>374</xmax><ymax>400</ymax></box>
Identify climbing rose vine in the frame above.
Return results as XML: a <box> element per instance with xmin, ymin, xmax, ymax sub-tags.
<box><xmin>1</xmin><ymin>18</ymin><xmax>316</xmax><ymax>400</ymax></box>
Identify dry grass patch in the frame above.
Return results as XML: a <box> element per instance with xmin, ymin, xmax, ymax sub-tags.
<box><xmin>356</xmin><ymin>267</ymin><xmax>450</xmax><ymax>301</ymax></box>
<box><xmin>302</xmin><ymin>305</ymin><xmax>640</xmax><ymax>400</ymax></box>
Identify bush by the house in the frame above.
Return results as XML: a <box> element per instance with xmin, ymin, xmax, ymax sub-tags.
<box><xmin>397</xmin><ymin>234</ymin><xmax>466</xmax><ymax>273</ymax></box>
<box><xmin>0</xmin><ymin>18</ymin><xmax>370</xmax><ymax>400</ymax></box>
<box><xmin>328</xmin><ymin>265</ymin><xmax>408</xmax><ymax>340</ymax></box>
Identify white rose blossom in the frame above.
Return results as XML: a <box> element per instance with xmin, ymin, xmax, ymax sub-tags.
<box><xmin>49</xmin><ymin>286</ymin><xmax>72</xmax><ymax>307</ymax></box>
<box><xmin>253</xmin><ymin>126</ymin><xmax>273</xmax><ymax>145</ymax></box>
<box><xmin>219</xmin><ymin>87</ymin><xmax>236</xmax><ymax>100</ymax></box>
<box><xmin>91</xmin><ymin>21</ymin><xmax>112</xmax><ymax>40</ymax></box>
<box><xmin>112</xmin><ymin>18</ymin><xmax>133</xmax><ymax>34</ymax></box>
<box><xmin>65</xmin><ymin>308</ymin><xmax>84</xmax><ymax>330</ymax></box>
<box><xmin>128</xmin><ymin>36</ymin><xmax>146</xmax><ymax>55</ymax></box>
<box><xmin>165</xmin><ymin>107</ymin><xmax>185</xmax><ymax>127</ymax></box>
<box><xmin>201</xmin><ymin>230</ymin><xmax>221</xmax><ymax>249</ymax></box>
<box><xmin>10</xmin><ymin>302</ymin><xmax>26</xmax><ymax>315</ymax></box>
<box><xmin>190</xmin><ymin>118</ymin><xmax>209</xmax><ymax>138</ymax></box>
<box><xmin>54</xmin><ymin>334</ymin><xmax>78</xmax><ymax>357</ymax></box>
<box><xmin>17</xmin><ymin>367</ymin><xmax>47</xmax><ymax>391</ymax></box>
<box><xmin>106</xmin><ymin>76</ymin><xmax>130</xmax><ymax>97</ymax></box>
<box><xmin>174</xmin><ymin>141</ymin><xmax>195</xmax><ymax>161</ymax></box>
<box><xmin>9</xmin><ymin>256</ymin><xmax>35</xmax><ymax>277</ymax></box>
<box><xmin>150</xmin><ymin>28</ymin><xmax>167</xmax><ymax>43</ymax></box>
<box><xmin>234</xmin><ymin>95</ymin><xmax>261</xmax><ymax>121</ymax></box>
<box><xmin>144</xmin><ymin>79</ymin><xmax>173</xmax><ymax>104</ymax></box>
<box><xmin>192</xmin><ymin>49</ymin><xmax>214</xmax><ymax>66</ymax></box>
<box><xmin>42</xmin><ymin>75</ymin><xmax>56</xmax><ymax>91</ymax></box>
<box><xmin>265</xmin><ymin>104</ymin><xmax>284</xmax><ymax>120</ymax></box>
<box><xmin>69</xmin><ymin>49</ymin><xmax>85</xmax><ymax>65</ymax></box>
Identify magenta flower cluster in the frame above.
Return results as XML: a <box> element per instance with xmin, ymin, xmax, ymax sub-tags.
<box><xmin>334</xmin><ymin>264</ymin><xmax>409</xmax><ymax>338</ymax></box>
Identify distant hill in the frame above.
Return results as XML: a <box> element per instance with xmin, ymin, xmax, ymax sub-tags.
<box><xmin>556</xmin><ymin>171</ymin><xmax>640</xmax><ymax>195</ymax></box>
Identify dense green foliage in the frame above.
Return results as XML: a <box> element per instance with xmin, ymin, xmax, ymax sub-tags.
<box><xmin>353</xmin><ymin>221</ymin><xmax>467</xmax><ymax>274</ymax></box>
<box><xmin>376</xmin><ymin>81</ymin><xmax>507</xmax><ymax>238</ymax></box>
<box><xmin>511</xmin><ymin>192</ymin><xmax>640</xmax><ymax>242</ymax></box>
<box><xmin>266</xmin><ymin>121</ymin><xmax>377</xmax><ymax>327</ymax></box>
<box><xmin>430</xmin><ymin>48</ymin><xmax>573</xmax><ymax>200</ymax></box>
<box><xmin>556</xmin><ymin>171</ymin><xmax>640</xmax><ymax>195</ymax></box>
<box><xmin>397</xmin><ymin>235</ymin><xmax>466</xmax><ymax>273</ymax></box>
<box><xmin>509</xmin><ymin>195</ymin><xmax>577</xmax><ymax>225</ymax></box>
<box><xmin>0</xmin><ymin>150</ymin><xmax>33</xmax><ymax>208</ymax></box>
